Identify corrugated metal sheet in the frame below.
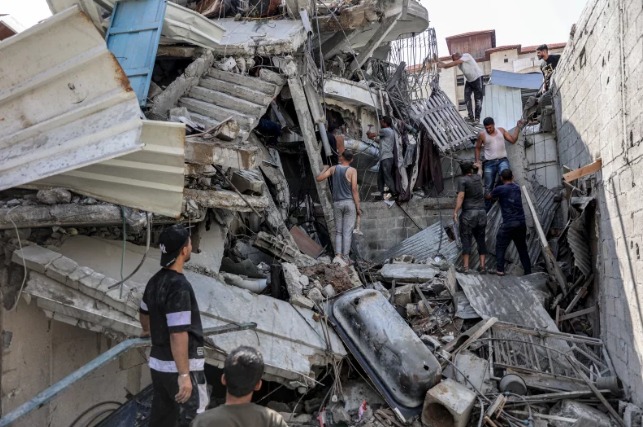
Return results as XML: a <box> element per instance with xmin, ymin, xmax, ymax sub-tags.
<box><xmin>568</xmin><ymin>211</ymin><xmax>592</xmax><ymax>277</ymax></box>
<box><xmin>459</xmin><ymin>182</ymin><xmax>559</xmax><ymax>272</ymax></box>
<box><xmin>489</xmin><ymin>70</ymin><xmax>542</xmax><ymax>90</ymax></box>
<box><xmin>106</xmin><ymin>0</ymin><xmax>167</xmax><ymax>107</ymax></box>
<box><xmin>0</xmin><ymin>7</ymin><xmax>145</xmax><ymax>192</ymax></box>
<box><xmin>456</xmin><ymin>272</ymin><xmax>558</xmax><ymax>331</ymax></box>
<box><xmin>374</xmin><ymin>221</ymin><xmax>460</xmax><ymax>263</ymax></box>
<box><xmin>48</xmin><ymin>0</ymin><xmax>226</xmax><ymax>48</ymax></box>
<box><xmin>525</xmin><ymin>129</ymin><xmax>561</xmax><ymax>190</ymax></box>
<box><xmin>479</xmin><ymin>84</ymin><xmax>523</xmax><ymax>131</ymax></box>
<box><xmin>32</xmin><ymin>121</ymin><xmax>186</xmax><ymax>218</ymax></box>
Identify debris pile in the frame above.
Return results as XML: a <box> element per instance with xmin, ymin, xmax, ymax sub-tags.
<box><xmin>1</xmin><ymin>0</ymin><xmax>641</xmax><ymax>426</ymax></box>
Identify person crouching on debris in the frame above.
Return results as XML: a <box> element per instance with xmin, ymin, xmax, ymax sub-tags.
<box><xmin>453</xmin><ymin>162</ymin><xmax>487</xmax><ymax>274</ymax></box>
<box><xmin>316</xmin><ymin>150</ymin><xmax>361</xmax><ymax>265</ymax></box>
<box><xmin>366</xmin><ymin>116</ymin><xmax>398</xmax><ymax>199</ymax></box>
<box><xmin>485</xmin><ymin>169</ymin><xmax>532</xmax><ymax>276</ymax></box>
<box><xmin>192</xmin><ymin>346</ymin><xmax>288</xmax><ymax>427</ymax></box>
<box><xmin>139</xmin><ymin>224</ymin><xmax>208</xmax><ymax>427</ymax></box>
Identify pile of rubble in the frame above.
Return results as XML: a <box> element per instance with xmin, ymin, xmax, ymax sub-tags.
<box><xmin>1</xmin><ymin>0</ymin><xmax>642</xmax><ymax>426</ymax></box>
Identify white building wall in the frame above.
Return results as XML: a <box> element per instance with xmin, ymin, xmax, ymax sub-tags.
<box><xmin>554</xmin><ymin>0</ymin><xmax>643</xmax><ymax>404</ymax></box>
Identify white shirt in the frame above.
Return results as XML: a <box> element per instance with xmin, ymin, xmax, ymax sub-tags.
<box><xmin>458</xmin><ymin>53</ymin><xmax>483</xmax><ymax>82</ymax></box>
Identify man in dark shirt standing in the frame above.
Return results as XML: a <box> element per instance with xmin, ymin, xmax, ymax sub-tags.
<box><xmin>486</xmin><ymin>169</ymin><xmax>531</xmax><ymax>276</ymax></box>
<box><xmin>453</xmin><ymin>162</ymin><xmax>487</xmax><ymax>273</ymax></box>
<box><xmin>536</xmin><ymin>44</ymin><xmax>560</xmax><ymax>92</ymax></box>
<box><xmin>139</xmin><ymin>224</ymin><xmax>208</xmax><ymax>427</ymax></box>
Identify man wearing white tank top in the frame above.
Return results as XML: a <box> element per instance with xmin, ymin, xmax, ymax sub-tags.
<box><xmin>474</xmin><ymin>117</ymin><xmax>525</xmax><ymax>211</ymax></box>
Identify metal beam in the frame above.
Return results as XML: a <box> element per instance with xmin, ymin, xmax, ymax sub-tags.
<box><xmin>350</xmin><ymin>15</ymin><xmax>400</xmax><ymax>71</ymax></box>
<box><xmin>287</xmin><ymin>76</ymin><xmax>336</xmax><ymax>244</ymax></box>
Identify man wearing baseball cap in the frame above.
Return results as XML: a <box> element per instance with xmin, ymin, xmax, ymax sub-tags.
<box><xmin>139</xmin><ymin>224</ymin><xmax>208</xmax><ymax>427</ymax></box>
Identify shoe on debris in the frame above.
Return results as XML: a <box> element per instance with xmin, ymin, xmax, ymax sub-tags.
<box><xmin>333</xmin><ymin>255</ymin><xmax>347</xmax><ymax>266</ymax></box>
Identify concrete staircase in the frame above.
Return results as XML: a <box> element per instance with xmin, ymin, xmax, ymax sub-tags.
<box><xmin>179</xmin><ymin>68</ymin><xmax>282</xmax><ymax>142</ymax></box>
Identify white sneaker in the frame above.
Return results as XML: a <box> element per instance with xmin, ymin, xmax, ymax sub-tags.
<box><xmin>332</xmin><ymin>255</ymin><xmax>347</xmax><ymax>266</ymax></box>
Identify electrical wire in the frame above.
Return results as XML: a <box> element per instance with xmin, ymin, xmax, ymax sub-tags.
<box><xmin>6</xmin><ymin>205</ymin><xmax>27</xmax><ymax>312</ymax></box>
<box><xmin>108</xmin><ymin>211</ymin><xmax>152</xmax><ymax>292</ymax></box>
<box><xmin>68</xmin><ymin>401</ymin><xmax>121</xmax><ymax>427</ymax></box>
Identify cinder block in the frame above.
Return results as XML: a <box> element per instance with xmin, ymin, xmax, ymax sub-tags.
<box><xmin>45</xmin><ymin>256</ymin><xmax>79</xmax><ymax>285</ymax></box>
<box><xmin>422</xmin><ymin>379</ymin><xmax>476</xmax><ymax>427</ymax></box>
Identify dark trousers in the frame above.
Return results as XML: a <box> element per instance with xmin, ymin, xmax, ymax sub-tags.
<box><xmin>460</xmin><ymin>209</ymin><xmax>487</xmax><ymax>255</ymax></box>
<box><xmin>149</xmin><ymin>370</ymin><xmax>208</xmax><ymax>427</ymax></box>
<box><xmin>464</xmin><ymin>77</ymin><xmax>484</xmax><ymax>120</ymax></box>
<box><xmin>483</xmin><ymin>157</ymin><xmax>510</xmax><ymax>211</ymax></box>
<box><xmin>378</xmin><ymin>158</ymin><xmax>396</xmax><ymax>194</ymax></box>
<box><xmin>495</xmin><ymin>222</ymin><xmax>531</xmax><ymax>274</ymax></box>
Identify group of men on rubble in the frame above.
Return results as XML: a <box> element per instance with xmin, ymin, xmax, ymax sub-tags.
<box><xmin>437</xmin><ymin>44</ymin><xmax>560</xmax><ymax>123</ymax></box>
<box><xmin>133</xmin><ymin>44</ymin><xmax>563</xmax><ymax>427</ymax></box>
<box><xmin>441</xmin><ymin>44</ymin><xmax>561</xmax><ymax>274</ymax></box>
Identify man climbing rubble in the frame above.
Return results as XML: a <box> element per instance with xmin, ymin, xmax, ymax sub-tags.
<box><xmin>437</xmin><ymin>52</ymin><xmax>484</xmax><ymax>123</ymax></box>
<box><xmin>139</xmin><ymin>224</ymin><xmax>209</xmax><ymax>427</ymax></box>
<box><xmin>367</xmin><ymin>116</ymin><xmax>397</xmax><ymax>199</ymax></box>
<box><xmin>536</xmin><ymin>44</ymin><xmax>561</xmax><ymax>93</ymax></box>
<box><xmin>485</xmin><ymin>169</ymin><xmax>532</xmax><ymax>276</ymax></box>
<box><xmin>475</xmin><ymin>117</ymin><xmax>525</xmax><ymax>211</ymax></box>
<box><xmin>453</xmin><ymin>162</ymin><xmax>487</xmax><ymax>274</ymax></box>
<box><xmin>316</xmin><ymin>150</ymin><xmax>361</xmax><ymax>265</ymax></box>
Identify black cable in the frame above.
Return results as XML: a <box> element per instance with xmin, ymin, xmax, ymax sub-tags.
<box><xmin>69</xmin><ymin>401</ymin><xmax>121</xmax><ymax>427</ymax></box>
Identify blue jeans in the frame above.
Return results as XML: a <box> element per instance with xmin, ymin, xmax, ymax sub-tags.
<box><xmin>483</xmin><ymin>157</ymin><xmax>510</xmax><ymax>211</ymax></box>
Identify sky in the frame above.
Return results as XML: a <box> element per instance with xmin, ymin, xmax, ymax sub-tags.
<box><xmin>423</xmin><ymin>0</ymin><xmax>589</xmax><ymax>55</ymax></box>
<box><xmin>3</xmin><ymin>0</ymin><xmax>587</xmax><ymax>54</ymax></box>
<box><xmin>1</xmin><ymin>0</ymin><xmax>52</xmax><ymax>28</ymax></box>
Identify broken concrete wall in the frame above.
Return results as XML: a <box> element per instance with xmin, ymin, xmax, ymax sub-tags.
<box><xmin>554</xmin><ymin>0</ymin><xmax>643</xmax><ymax>404</ymax></box>
<box><xmin>359</xmin><ymin>198</ymin><xmax>454</xmax><ymax>260</ymax></box>
<box><xmin>1</xmin><ymin>299</ymin><xmax>148</xmax><ymax>427</ymax></box>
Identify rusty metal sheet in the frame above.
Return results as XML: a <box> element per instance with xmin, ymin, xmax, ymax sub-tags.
<box><xmin>289</xmin><ymin>226</ymin><xmax>324</xmax><ymax>258</ymax></box>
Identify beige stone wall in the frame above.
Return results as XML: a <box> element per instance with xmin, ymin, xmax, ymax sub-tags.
<box><xmin>1</xmin><ymin>300</ymin><xmax>150</xmax><ymax>426</ymax></box>
<box><xmin>554</xmin><ymin>0</ymin><xmax>643</xmax><ymax>403</ymax></box>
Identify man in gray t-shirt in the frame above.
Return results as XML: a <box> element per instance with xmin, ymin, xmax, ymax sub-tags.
<box><xmin>367</xmin><ymin>116</ymin><xmax>397</xmax><ymax>198</ymax></box>
<box><xmin>453</xmin><ymin>162</ymin><xmax>487</xmax><ymax>273</ymax></box>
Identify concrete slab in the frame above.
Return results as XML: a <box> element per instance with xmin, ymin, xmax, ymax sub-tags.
<box><xmin>56</xmin><ymin>237</ymin><xmax>347</xmax><ymax>386</ymax></box>
<box><xmin>379</xmin><ymin>263</ymin><xmax>443</xmax><ymax>283</ymax></box>
<box><xmin>209</xmin><ymin>19</ymin><xmax>307</xmax><ymax>56</ymax></box>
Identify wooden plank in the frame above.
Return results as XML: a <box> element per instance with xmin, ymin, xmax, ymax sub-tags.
<box><xmin>522</xmin><ymin>185</ymin><xmax>568</xmax><ymax>295</ymax></box>
<box><xmin>559</xmin><ymin>306</ymin><xmax>596</xmax><ymax>322</ymax></box>
<box><xmin>563</xmin><ymin>159</ymin><xmax>602</xmax><ymax>183</ymax></box>
<box><xmin>443</xmin><ymin>317</ymin><xmax>498</xmax><ymax>356</ymax></box>
<box><xmin>564</xmin><ymin>275</ymin><xmax>593</xmax><ymax>314</ymax></box>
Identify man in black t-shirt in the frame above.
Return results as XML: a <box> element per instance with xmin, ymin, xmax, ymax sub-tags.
<box><xmin>485</xmin><ymin>169</ymin><xmax>532</xmax><ymax>276</ymax></box>
<box><xmin>139</xmin><ymin>224</ymin><xmax>208</xmax><ymax>427</ymax></box>
<box><xmin>536</xmin><ymin>44</ymin><xmax>561</xmax><ymax>92</ymax></box>
<box><xmin>453</xmin><ymin>162</ymin><xmax>487</xmax><ymax>273</ymax></box>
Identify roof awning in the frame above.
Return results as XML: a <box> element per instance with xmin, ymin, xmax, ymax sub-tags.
<box><xmin>1</xmin><ymin>7</ymin><xmax>185</xmax><ymax>217</ymax></box>
<box><xmin>489</xmin><ymin>69</ymin><xmax>543</xmax><ymax>90</ymax></box>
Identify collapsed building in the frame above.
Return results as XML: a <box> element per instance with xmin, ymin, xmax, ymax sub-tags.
<box><xmin>1</xmin><ymin>0</ymin><xmax>643</xmax><ymax>425</ymax></box>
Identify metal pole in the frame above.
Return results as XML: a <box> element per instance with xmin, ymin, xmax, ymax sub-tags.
<box><xmin>0</xmin><ymin>338</ymin><xmax>149</xmax><ymax>427</ymax></box>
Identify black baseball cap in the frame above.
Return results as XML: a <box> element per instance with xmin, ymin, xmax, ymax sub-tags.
<box><xmin>159</xmin><ymin>224</ymin><xmax>190</xmax><ymax>267</ymax></box>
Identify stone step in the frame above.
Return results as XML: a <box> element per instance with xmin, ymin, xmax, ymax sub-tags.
<box><xmin>189</xmin><ymin>86</ymin><xmax>266</xmax><ymax>117</ymax></box>
<box><xmin>179</xmin><ymin>97</ymin><xmax>255</xmax><ymax>128</ymax></box>
<box><xmin>199</xmin><ymin>76</ymin><xmax>274</xmax><ymax>106</ymax></box>
<box><xmin>207</xmin><ymin>68</ymin><xmax>278</xmax><ymax>96</ymax></box>
<box><xmin>185</xmin><ymin>112</ymin><xmax>250</xmax><ymax>143</ymax></box>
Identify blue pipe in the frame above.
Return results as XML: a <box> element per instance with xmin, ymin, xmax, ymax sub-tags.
<box><xmin>0</xmin><ymin>338</ymin><xmax>149</xmax><ymax>427</ymax></box>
